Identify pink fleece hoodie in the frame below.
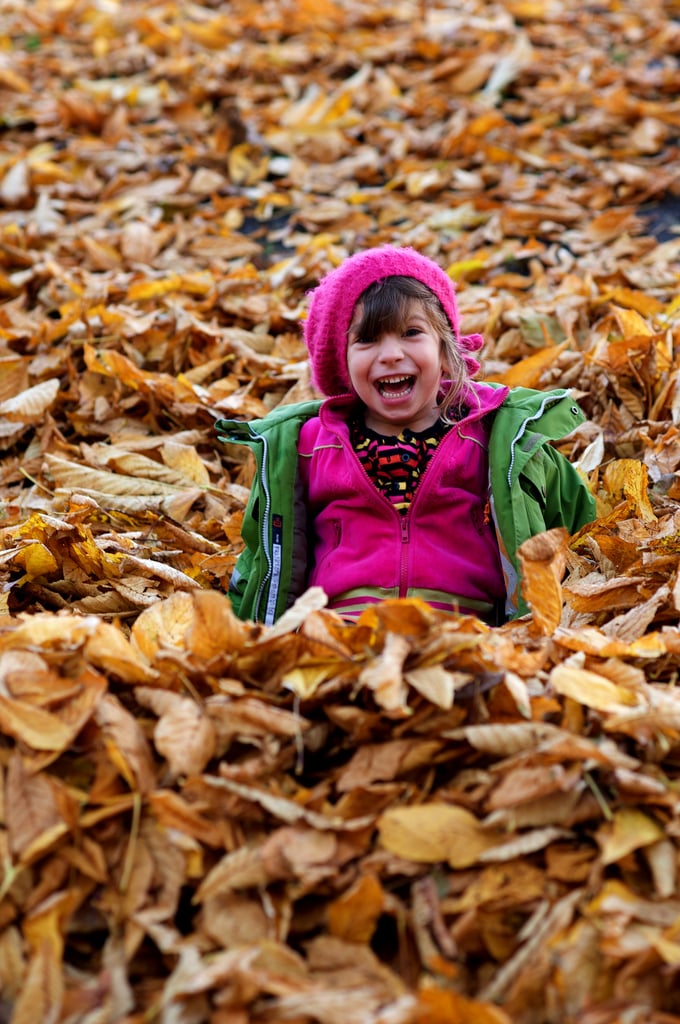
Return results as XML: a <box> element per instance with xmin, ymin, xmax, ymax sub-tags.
<box><xmin>297</xmin><ymin>384</ymin><xmax>509</xmax><ymax>619</ymax></box>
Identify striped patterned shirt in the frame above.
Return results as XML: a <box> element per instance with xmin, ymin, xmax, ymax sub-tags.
<box><xmin>350</xmin><ymin>416</ymin><xmax>450</xmax><ymax>513</ymax></box>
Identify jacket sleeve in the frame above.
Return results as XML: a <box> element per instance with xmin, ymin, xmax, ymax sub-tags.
<box><xmin>217</xmin><ymin>403</ymin><xmax>321</xmax><ymax>624</ymax></box>
<box><xmin>227</xmin><ymin>487</ymin><xmax>258</xmax><ymax>620</ymax></box>
<box><xmin>521</xmin><ymin>442</ymin><xmax>596</xmax><ymax>536</ymax></box>
<box><xmin>225</xmin><ymin>457</ymin><xmax>309</xmax><ymax>624</ymax></box>
<box><xmin>492</xmin><ymin>441</ymin><xmax>596</xmax><ymax>619</ymax></box>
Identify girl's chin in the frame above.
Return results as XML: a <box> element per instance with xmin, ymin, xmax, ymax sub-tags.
<box><xmin>364</xmin><ymin>405</ymin><xmax>440</xmax><ymax>434</ymax></box>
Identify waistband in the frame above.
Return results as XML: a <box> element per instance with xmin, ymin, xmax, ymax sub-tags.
<box><xmin>328</xmin><ymin>586</ymin><xmax>496</xmax><ymax>621</ymax></box>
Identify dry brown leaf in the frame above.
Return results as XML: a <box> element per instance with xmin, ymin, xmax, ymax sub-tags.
<box><xmin>359</xmin><ymin>631</ymin><xmax>411</xmax><ymax>711</ymax></box>
<box><xmin>139</xmin><ymin>689</ymin><xmax>217</xmax><ymax>778</ymax></box>
<box><xmin>0</xmin><ymin>378</ymin><xmax>60</xmax><ymax>423</ymax></box>
<box><xmin>5</xmin><ymin>753</ymin><xmax>74</xmax><ymax>863</ymax></box>
<box><xmin>0</xmin><ymin>695</ymin><xmax>76</xmax><ymax>752</ymax></box>
<box><xmin>94</xmin><ymin>693</ymin><xmax>157</xmax><ymax>793</ymax></box>
<box><xmin>131</xmin><ymin>591</ymin><xmax>197</xmax><ymax>660</ymax></box>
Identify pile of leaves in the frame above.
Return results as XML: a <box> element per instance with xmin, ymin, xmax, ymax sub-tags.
<box><xmin>1</xmin><ymin>0</ymin><xmax>680</xmax><ymax>1020</ymax></box>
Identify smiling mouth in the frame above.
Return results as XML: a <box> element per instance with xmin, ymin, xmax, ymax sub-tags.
<box><xmin>376</xmin><ymin>375</ymin><xmax>415</xmax><ymax>397</ymax></box>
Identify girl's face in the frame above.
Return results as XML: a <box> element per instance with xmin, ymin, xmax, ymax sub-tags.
<box><xmin>346</xmin><ymin>299</ymin><xmax>445</xmax><ymax>435</ymax></box>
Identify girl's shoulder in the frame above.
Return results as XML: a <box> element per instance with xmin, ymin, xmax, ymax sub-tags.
<box><xmin>298</xmin><ymin>413</ymin><xmax>324</xmax><ymax>447</ymax></box>
<box><xmin>215</xmin><ymin>398</ymin><xmax>322</xmax><ymax>444</ymax></box>
<box><xmin>494</xmin><ymin>385</ymin><xmax>587</xmax><ymax>430</ymax></box>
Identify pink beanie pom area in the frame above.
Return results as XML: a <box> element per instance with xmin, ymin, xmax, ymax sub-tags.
<box><xmin>303</xmin><ymin>245</ymin><xmax>483</xmax><ymax>397</ymax></box>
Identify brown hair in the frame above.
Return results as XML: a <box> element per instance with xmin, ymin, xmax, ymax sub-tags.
<box><xmin>348</xmin><ymin>276</ymin><xmax>471</xmax><ymax>422</ymax></box>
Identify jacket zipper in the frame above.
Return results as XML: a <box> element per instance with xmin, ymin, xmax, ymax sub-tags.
<box><xmin>397</xmin><ymin>427</ymin><xmax>456</xmax><ymax>598</ymax></box>
<box><xmin>399</xmin><ymin>515</ymin><xmax>410</xmax><ymax>597</ymax></box>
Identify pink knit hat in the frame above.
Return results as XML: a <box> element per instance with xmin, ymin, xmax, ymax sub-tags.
<box><xmin>303</xmin><ymin>245</ymin><xmax>484</xmax><ymax>397</ymax></box>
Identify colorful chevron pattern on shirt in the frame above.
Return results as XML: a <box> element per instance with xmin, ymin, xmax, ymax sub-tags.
<box><xmin>350</xmin><ymin>416</ymin><xmax>449</xmax><ymax>513</ymax></box>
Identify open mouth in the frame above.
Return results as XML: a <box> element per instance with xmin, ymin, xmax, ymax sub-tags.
<box><xmin>376</xmin><ymin>375</ymin><xmax>415</xmax><ymax>398</ymax></box>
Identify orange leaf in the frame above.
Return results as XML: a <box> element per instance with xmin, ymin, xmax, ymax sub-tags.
<box><xmin>492</xmin><ymin>342</ymin><xmax>568</xmax><ymax>389</ymax></box>
<box><xmin>415</xmin><ymin>986</ymin><xmax>512</xmax><ymax>1024</ymax></box>
<box><xmin>0</xmin><ymin>695</ymin><xmax>75</xmax><ymax>751</ymax></box>
<box><xmin>327</xmin><ymin>873</ymin><xmax>385</xmax><ymax>943</ymax></box>
<box><xmin>517</xmin><ymin>527</ymin><xmax>569</xmax><ymax>634</ymax></box>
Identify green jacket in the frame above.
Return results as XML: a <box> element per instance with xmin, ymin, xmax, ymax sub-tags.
<box><xmin>215</xmin><ymin>386</ymin><xmax>596</xmax><ymax>625</ymax></box>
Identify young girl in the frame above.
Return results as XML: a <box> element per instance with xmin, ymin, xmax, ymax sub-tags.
<box><xmin>216</xmin><ymin>246</ymin><xmax>596</xmax><ymax>626</ymax></box>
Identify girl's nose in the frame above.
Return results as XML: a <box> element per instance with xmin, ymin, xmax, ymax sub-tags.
<box><xmin>377</xmin><ymin>333</ymin><xmax>404</xmax><ymax>360</ymax></box>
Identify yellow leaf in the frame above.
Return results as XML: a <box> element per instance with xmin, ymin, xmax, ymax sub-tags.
<box><xmin>127</xmin><ymin>274</ymin><xmax>183</xmax><ymax>301</ymax></box>
<box><xmin>597</xmin><ymin>807</ymin><xmax>665</xmax><ymax>865</ymax></box>
<box><xmin>13</xmin><ymin>542</ymin><xmax>59</xmax><ymax>579</ymax></box>
<box><xmin>184</xmin><ymin>18</ymin><xmax>234</xmax><ymax>49</ymax></box>
<box><xmin>550</xmin><ymin>662</ymin><xmax>642</xmax><ymax>712</ymax></box>
<box><xmin>10</xmin><ymin>512</ymin><xmax>56</xmax><ymax>544</ymax></box>
<box><xmin>644</xmin><ymin>930</ymin><xmax>680</xmax><ymax>966</ymax></box>
<box><xmin>28</xmin><ymin>147</ymin><xmax>73</xmax><ymax>178</ymax></box>
<box><xmin>611</xmin><ymin>304</ymin><xmax>655</xmax><ymax>338</ymax></box>
<box><xmin>0</xmin><ymin>67</ymin><xmax>32</xmax><ymax>93</ymax></box>
<box><xmin>602</xmin><ymin>459</ymin><xmax>656</xmax><ymax>523</ymax></box>
<box><xmin>94</xmin><ymin>694</ymin><xmax>157</xmax><ymax>793</ymax></box>
<box><xmin>599</xmin><ymin>287</ymin><xmax>665</xmax><ymax>318</ymax></box>
<box><xmin>664</xmin><ymin>294</ymin><xmax>680</xmax><ymax>318</ymax></box>
<box><xmin>11</xmin><ymin>895</ymin><xmax>66</xmax><ymax>1024</ymax></box>
<box><xmin>228</xmin><ymin>143</ymin><xmax>271</xmax><ymax>186</ymax></box>
<box><xmin>378</xmin><ymin>803</ymin><xmax>500</xmax><ymax>868</ymax></box>
<box><xmin>81</xmin><ymin>235</ymin><xmax>121</xmax><ymax>270</ymax></box>
<box><xmin>162</xmin><ymin>442</ymin><xmax>211</xmax><ymax>487</ymax></box>
<box><xmin>446</xmin><ymin>256</ymin><xmax>488</xmax><ymax>282</ymax></box>
<box><xmin>468</xmin><ymin>111</ymin><xmax>506</xmax><ymax>135</ymax></box>
<box><xmin>83</xmin><ymin>621</ymin><xmax>155</xmax><ymax>683</ymax></box>
<box><xmin>184</xmin><ymin>589</ymin><xmax>247</xmax><ymax>661</ymax></box>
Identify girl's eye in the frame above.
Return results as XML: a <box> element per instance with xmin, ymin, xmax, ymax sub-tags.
<box><xmin>404</xmin><ymin>327</ymin><xmax>422</xmax><ymax>337</ymax></box>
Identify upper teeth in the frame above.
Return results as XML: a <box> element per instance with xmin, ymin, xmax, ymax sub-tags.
<box><xmin>380</xmin><ymin>376</ymin><xmax>410</xmax><ymax>384</ymax></box>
